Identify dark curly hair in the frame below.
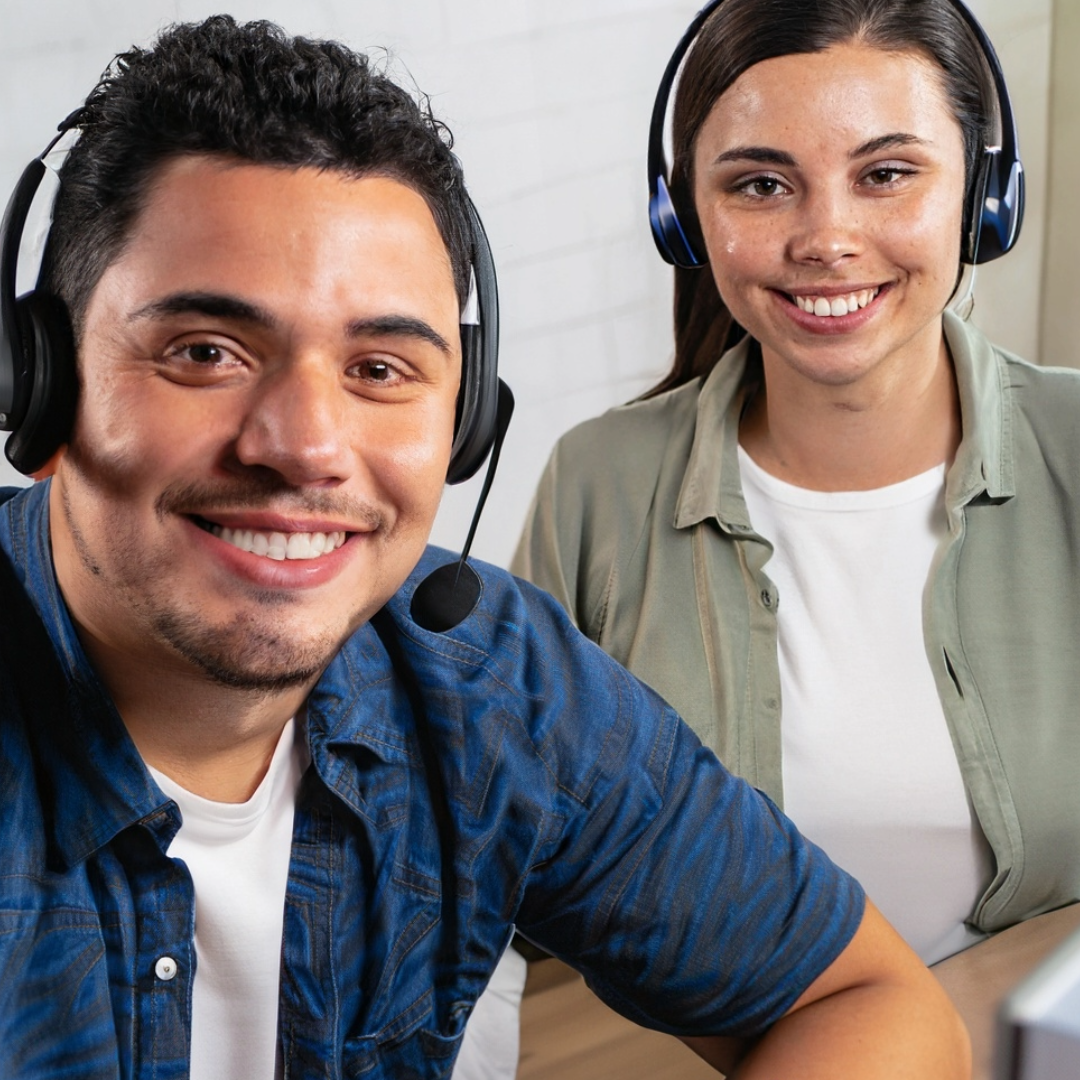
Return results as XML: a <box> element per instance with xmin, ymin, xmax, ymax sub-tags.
<box><xmin>42</xmin><ymin>15</ymin><xmax>473</xmax><ymax>336</ymax></box>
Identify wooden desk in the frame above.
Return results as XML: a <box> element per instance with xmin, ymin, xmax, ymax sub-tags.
<box><xmin>518</xmin><ymin>905</ymin><xmax>1080</xmax><ymax>1079</ymax></box>
<box><xmin>932</xmin><ymin>904</ymin><xmax>1080</xmax><ymax>1080</ymax></box>
<box><xmin>518</xmin><ymin>959</ymin><xmax>715</xmax><ymax>1079</ymax></box>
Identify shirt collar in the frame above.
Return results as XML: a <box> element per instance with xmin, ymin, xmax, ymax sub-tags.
<box><xmin>672</xmin><ymin>312</ymin><xmax>1014</xmax><ymax>532</ymax></box>
<box><xmin>942</xmin><ymin>309</ymin><xmax>1015</xmax><ymax>503</ymax></box>
<box><xmin>674</xmin><ymin>334</ymin><xmax>759</xmax><ymax>532</ymax></box>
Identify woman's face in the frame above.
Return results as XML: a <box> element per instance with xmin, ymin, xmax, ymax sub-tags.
<box><xmin>692</xmin><ymin>41</ymin><xmax>968</xmax><ymax>390</ymax></box>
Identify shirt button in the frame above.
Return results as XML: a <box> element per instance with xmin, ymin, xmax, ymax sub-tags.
<box><xmin>155</xmin><ymin>956</ymin><xmax>178</xmax><ymax>981</ymax></box>
<box><xmin>760</xmin><ymin>589</ymin><xmax>773</xmax><ymax>608</ymax></box>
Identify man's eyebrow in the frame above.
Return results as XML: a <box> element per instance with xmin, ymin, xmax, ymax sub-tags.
<box><xmin>129</xmin><ymin>292</ymin><xmax>278</xmax><ymax>328</ymax></box>
<box><xmin>345</xmin><ymin>315</ymin><xmax>452</xmax><ymax>356</ymax></box>
<box><xmin>128</xmin><ymin>296</ymin><xmax>452</xmax><ymax>354</ymax></box>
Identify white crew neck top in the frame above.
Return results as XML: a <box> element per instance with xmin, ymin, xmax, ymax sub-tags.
<box><xmin>739</xmin><ymin>447</ymin><xmax>992</xmax><ymax>963</ymax></box>
<box><xmin>150</xmin><ymin>718</ymin><xmax>308</xmax><ymax>1080</ymax></box>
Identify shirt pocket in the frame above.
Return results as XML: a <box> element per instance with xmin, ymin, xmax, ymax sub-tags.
<box><xmin>343</xmin><ymin>990</ymin><xmax>467</xmax><ymax>1079</ymax></box>
<box><xmin>0</xmin><ymin>908</ymin><xmax>119</xmax><ymax>1077</ymax></box>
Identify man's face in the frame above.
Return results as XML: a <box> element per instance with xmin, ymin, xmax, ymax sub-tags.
<box><xmin>49</xmin><ymin>156</ymin><xmax>462</xmax><ymax>690</ymax></box>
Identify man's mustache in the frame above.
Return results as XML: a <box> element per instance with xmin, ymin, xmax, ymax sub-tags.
<box><xmin>155</xmin><ymin>478</ymin><xmax>384</xmax><ymax>530</ymax></box>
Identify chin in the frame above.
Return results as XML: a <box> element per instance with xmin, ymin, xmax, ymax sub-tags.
<box><xmin>153</xmin><ymin>608</ymin><xmax>344</xmax><ymax>693</ymax></box>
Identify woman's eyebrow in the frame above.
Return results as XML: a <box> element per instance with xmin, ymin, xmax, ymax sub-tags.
<box><xmin>850</xmin><ymin>132</ymin><xmax>927</xmax><ymax>158</ymax></box>
<box><xmin>712</xmin><ymin>133</ymin><xmax>929</xmax><ymax>168</ymax></box>
<box><xmin>712</xmin><ymin>146</ymin><xmax>797</xmax><ymax>167</ymax></box>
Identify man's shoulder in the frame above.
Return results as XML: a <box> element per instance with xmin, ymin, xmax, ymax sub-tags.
<box><xmin>334</xmin><ymin>546</ymin><xmax>680</xmax><ymax>803</ymax></box>
<box><xmin>370</xmin><ymin>545</ymin><xmax>615</xmax><ymax>698</ymax></box>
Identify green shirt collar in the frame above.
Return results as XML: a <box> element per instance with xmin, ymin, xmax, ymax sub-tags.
<box><xmin>674</xmin><ymin>310</ymin><xmax>1014</xmax><ymax>532</ymax></box>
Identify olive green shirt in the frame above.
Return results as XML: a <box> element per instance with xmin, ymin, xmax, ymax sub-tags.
<box><xmin>513</xmin><ymin>312</ymin><xmax>1080</xmax><ymax>933</ymax></box>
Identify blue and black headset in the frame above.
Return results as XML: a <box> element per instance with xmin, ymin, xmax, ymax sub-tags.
<box><xmin>648</xmin><ymin>0</ymin><xmax>1025</xmax><ymax>271</ymax></box>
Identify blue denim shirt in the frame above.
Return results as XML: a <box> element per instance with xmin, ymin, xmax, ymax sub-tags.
<box><xmin>0</xmin><ymin>481</ymin><xmax>864</xmax><ymax>1079</ymax></box>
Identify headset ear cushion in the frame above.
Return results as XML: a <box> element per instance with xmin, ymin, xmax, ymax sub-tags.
<box><xmin>961</xmin><ymin>150</ymin><xmax>993</xmax><ymax>265</ymax></box>
<box><xmin>649</xmin><ymin>175</ymin><xmax>708</xmax><ymax>269</ymax></box>
<box><xmin>5</xmin><ymin>292</ymin><xmax>78</xmax><ymax>476</ymax></box>
<box><xmin>973</xmin><ymin>156</ymin><xmax>1025</xmax><ymax>265</ymax></box>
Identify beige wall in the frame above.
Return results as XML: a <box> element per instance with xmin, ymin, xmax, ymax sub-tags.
<box><xmin>967</xmin><ymin>0</ymin><xmax>1053</xmax><ymax>364</ymax></box>
<box><xmin>1041</xmin><ymin>0</ymin><xmax>1080</xmax><ymax>369</ymax></box>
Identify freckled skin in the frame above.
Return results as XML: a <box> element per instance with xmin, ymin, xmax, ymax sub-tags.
<box><xmin>49</xmin><ymin>159</ymin><xmax>462</xmax><ymax>692</ymax></box>
<box><xmin>693</xmin><ymin>42</ymin><xmax>967</xmax><ymax>395</ymax></box>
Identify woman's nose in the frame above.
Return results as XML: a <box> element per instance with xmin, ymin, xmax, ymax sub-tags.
<box><xmin>787</xmin><ymin>188</ymin><xmax>864</xmax><ymax>267</ymax></box>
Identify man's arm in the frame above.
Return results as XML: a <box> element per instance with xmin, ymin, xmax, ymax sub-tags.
<box><xmin>682</xmin><ymin>899</ymin><xmax>971</xmax><ymax>1078</ymax></box>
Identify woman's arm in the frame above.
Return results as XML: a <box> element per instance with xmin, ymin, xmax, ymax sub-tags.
<box><xmin>683</xmin><ymin>899</ymin><xmax>970</xmax><ymax>1078</ymax></box>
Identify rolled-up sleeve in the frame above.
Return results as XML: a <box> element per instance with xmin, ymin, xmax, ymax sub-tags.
<box><xmin>511</xmin><ymin>599</ymin><xmax>865</xmax><ymax>1039</ymax></box>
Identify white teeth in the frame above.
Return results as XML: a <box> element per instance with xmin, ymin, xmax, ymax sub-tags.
<box><xmin>210</xmin><ymin>524</ymin><xmax>348</xmax><ymax>561</ymax></box>
<box><xmin>795</xmin><ymin>287</ymin><xmax>880</xmax><ymax>317</ymax></box>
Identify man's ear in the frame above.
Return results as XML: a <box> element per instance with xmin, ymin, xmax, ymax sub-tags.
<box><xmin>29</xmin><ymin>445</ymin><xmax>67</xmax><ymax>480</ymax></box>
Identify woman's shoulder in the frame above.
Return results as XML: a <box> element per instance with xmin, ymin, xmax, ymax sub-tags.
<box><xmin>992</xmin><ymin>342</ymin><xmax>1080</xmax><ymax>437</ymax></box>
<box><xmin>550</xmin><ymin>379</ymin><xmax>704</xmax><ymax>484</ymax></box>
<box><xmin>949</xmin><ymin>313</ymin><xmax>1080</xmax><ymax>443</ymax></box>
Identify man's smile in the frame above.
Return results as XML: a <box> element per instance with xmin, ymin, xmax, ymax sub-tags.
<box><xmin>194</xmin><ymin>519</ymin><xmax>350</xmax><ymax>561</ymax></box>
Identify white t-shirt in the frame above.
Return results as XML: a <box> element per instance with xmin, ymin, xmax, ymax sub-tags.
<box><xmin>150</xmin><ymin>719</ymin><xmax>308</xmax><ymax>1080</ymax></box>
<box><xmin>739</xmin><ymin>447</ymin><xmax>992</xmax><ymax>964</ymax></box>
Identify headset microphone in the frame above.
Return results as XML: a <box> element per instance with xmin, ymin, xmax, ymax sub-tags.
<box><xmin>411</xmin><ymin>378</ymin><xmax>514</xmax><ymax>633</ymax></box>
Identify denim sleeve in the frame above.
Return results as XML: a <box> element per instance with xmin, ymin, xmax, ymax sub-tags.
<box><xmin>510</xmin><ymin>589</ymin><xmax>865</xmax><ymax>1040</ymax></box>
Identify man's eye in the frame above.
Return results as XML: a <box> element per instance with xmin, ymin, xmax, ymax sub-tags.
<box><xmin>185</xmin><ymin>343</ymin><xmax>225</xmax><ymax>364</ymax></box>
<box><xmin>168</xmin><ymin>341</ymin><xmax>233</xmax><ymax>365</ymax></box>
<box><xmin>352</xmin><ymin>358</ymin><xmax>405</xmax><ymax>385</ymax></box>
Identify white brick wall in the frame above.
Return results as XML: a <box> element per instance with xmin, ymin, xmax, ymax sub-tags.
<box><xmin>0</xmin><ymin>0</ymin><xmax>1056</xmax><ymax>568</ymax></box>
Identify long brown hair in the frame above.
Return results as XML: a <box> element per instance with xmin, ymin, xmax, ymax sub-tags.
<box><xmin>645</xmin><ymin>0</ymin><xmax>994</xmax><ymax>398</ymax></box>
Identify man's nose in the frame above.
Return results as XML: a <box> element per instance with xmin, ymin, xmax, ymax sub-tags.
<box><xmin>232</xmin><ymin>357</ymin><xmax>355</xmax><ymax>486</ymax></box>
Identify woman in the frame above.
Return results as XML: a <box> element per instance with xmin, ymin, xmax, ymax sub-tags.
<box><xmin>514</xmin><ymin>0</ymin><xmax>1080</xmax><ymax>966</ymax></box>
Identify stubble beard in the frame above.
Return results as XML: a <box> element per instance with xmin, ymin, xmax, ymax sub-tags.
<box><xmin>58</xmin><ymin>465</ymin><xmax>376</xmax><ymax>695</ymax></box>
<box><xmin>150</xmin><ymin>603</ymin><xmax>334</xmax><ymax>692</ymax></box>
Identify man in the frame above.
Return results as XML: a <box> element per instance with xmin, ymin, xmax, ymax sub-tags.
<box><xmin>0</xmin><ymin>16</ymin><xmax>968</xmax><ymax>1080</ymax></box>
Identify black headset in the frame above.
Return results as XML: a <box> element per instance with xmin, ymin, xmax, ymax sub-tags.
<box><xmin>0</xmin><ymin>122</ymin><xmax>506</xmax><ymax>484</ymax></box>
<box><xmin>648</xmin><ymin>0</ymin><xmax>1025</xmax><ymax>270</ymax></box>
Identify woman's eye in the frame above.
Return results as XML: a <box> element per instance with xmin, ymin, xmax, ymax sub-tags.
<box><xmin>734</xmin><ymin>176</ymin><xmax>785</xmax><ymax>198</ymax></box>
<box><xmin>864</xmin><ymin>166</ymin><xmax>913</xmax><ymax>186</ymax></box>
